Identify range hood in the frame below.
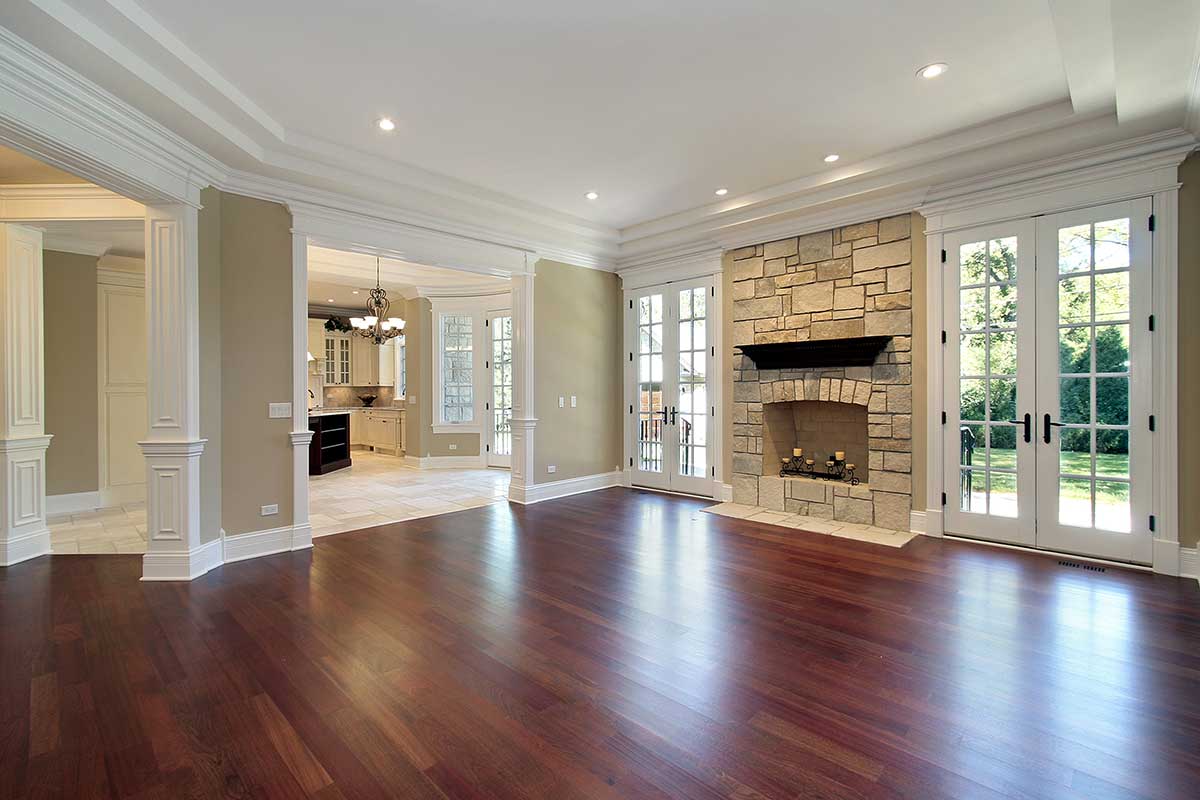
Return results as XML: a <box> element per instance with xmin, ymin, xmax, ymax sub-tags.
<box><xmin>736</xmin><ymin>336</ymin><xmax>891</xmax><ymax>370</ymax></box>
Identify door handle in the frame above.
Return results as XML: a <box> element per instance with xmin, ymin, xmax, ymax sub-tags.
<box><xmin>1042</xmin><ymin>413</ymin><xmax>1066</xmax><ymax>443</ymax></box>
<box><xmin>660</xmin><ymin>406</ymin><xmax>668</xmax><ymax>426</ymax></box>
<box><xmin>670</xmin><ymin>406</ymin><xmax>677</xmax><ymax>425</ymax></box>
<box><xmin>1006</xmin><ymin>413</ymin><xmax>1031</xmax><ymax>443</ymax></box>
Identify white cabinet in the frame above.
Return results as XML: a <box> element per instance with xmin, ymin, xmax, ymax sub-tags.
<box><xmin>349</xmin><ymin>409</ymin><xmax>365</xmax><ymax>445</ymax></box>
<box><xmin>360</xmin><ymin>409</ymin><xmax>405</xmax><ymax>454</ymax></box>
<box><xmin>307</xmin><ymin>318</ymin><xmax>325</xmax><ymax>373</ymax></box>
<box><xmin>349</xmin><ymin>337</ymin><xmax>396</xmax><ymax>387</ymax></box>
<box><xmin>324</xmin><ymin>333</ymin><xmax>351</xmax><ymax>385</ymax></box>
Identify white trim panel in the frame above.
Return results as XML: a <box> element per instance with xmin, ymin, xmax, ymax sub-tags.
<box><xmin>508</xmin><ymin>470</ymin><xmax>624</xmax><ymax>505</ymax></box>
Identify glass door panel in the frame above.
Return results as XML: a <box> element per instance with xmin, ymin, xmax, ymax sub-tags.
<box><xmin>488</xmin><ymin>313</ymin><xmax>512</xmax><ymax>467</ymax></box>
<box><xmin>632</xmin><ymin>291</ymin><xmax>670</xmax><ymax>490</ymax></box>
<box><xmin>943</xmin><ymin>221</ymin><xmax>1037</xmax><ymax>546</ymax></box>
<box><xmin>1035</xmin><ymin>200</ymin><xmax>1152</xmax><ymax>563</ymax></box>
<box><xmin>672</xmin><ymin>285</ymin><xmax>713</xmax><ymax>495</ymax></box>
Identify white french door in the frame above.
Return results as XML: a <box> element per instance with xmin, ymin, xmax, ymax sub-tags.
<box><xmin>943</xmin><ymin>199</ymin><xmax>1153</xmax><ymax>563</ymax></box>
<box><xmin>627</xmin><ymin>279</ymin><xmax>715</xmax><ymax>497</ymax></box>
<box><xmin>486</xmin><ymin>312</ymin><xmax>512</xmax><ymax>468</ymax></box>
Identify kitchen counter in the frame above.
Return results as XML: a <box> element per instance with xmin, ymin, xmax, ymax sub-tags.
<box><xmin>309</xmin><ymin>406</ymin><xmax>404</xmax><ymax>416</ymax></box>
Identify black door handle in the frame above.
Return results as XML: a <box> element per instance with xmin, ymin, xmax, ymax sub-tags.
<box><xmin>660</xmin><ymin>406</ymin><xmax>668</xmax><ymax>426</ymax></box>
<box><xmin>670</xmin><ymin>406</ymin><xmax>677</xmax><ymax>425</ymax></box>
<box><xmin>1043</xmin><ymin>414</ymin><xmax>1066</xmax><ymax>443</ymax></box>
<box><xmin>1007</xmin><ymin>413</ymin><xmax>1031</xmax><ymax>443</ymax></box>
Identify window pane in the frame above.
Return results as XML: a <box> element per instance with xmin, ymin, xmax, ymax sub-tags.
<box><xmin>1096</xmin><ymin>377</ymin><xmax>1128</xmax><ymax>425</ymax></box>
<box><xmin>1059</xmin><ymin>326</ymin><xmax>1090</xmax><ymax>373</ymax></box>
<box><xmin>987</xmin><ymin>237</ymin><xmax>1017</xmax><ymax>283</ymax></box>
<box><xmin>960</xmin><ymin>288</ymin><xmax>987</xmax><ymax>330</ymax></box>
<box><xmin>1095</xmin><ymin>481</ymin><xmax>1131</xmax><ymax>532</ymax></box>
<box><xmin>1059</xmin><ymin>378</ymin><xmax>1090</xmax><ymax>424</ymax></box>
<box><xmin>441</xmin><ymin>314</ymin><xmax>473</xmax><ymax>423</ymax></box>
<box><xmin>1094</xmin><ymin>219</ymin><xmax>1130</xmax><ymax>270</ymax></box>
<box><xmin>1094</xmin><ymin>325</ymin><xmax>1130</xmax><ymax>373</ymax></box>
<box><xmin>1094</xmin><ymin>272</ymin><xmax>1129</xmax><ymax>322</ymax></box>
<box><xmin>1096</xmin><ymin>431</ymin><xmax>1129</xmax><ymax>480</ymax></box>
<box><xmin>1058</xmin><ymin>276</ymin><xmax>1091</xmax><ymax>324</ymax></box>
<box><xmin>960</xmin><ymin>241</ymin><xmax>987</xmax><ymax>285</ymax></box>
<box><xmin>1058</xmin><ymin>224</ymin><xmax>1091</xmax><ymax>273</ymax></box>
<box><xmin>1059</xmin><ymin>478</ymin><xmax>1093</xmax><ymax>528</ymax></box>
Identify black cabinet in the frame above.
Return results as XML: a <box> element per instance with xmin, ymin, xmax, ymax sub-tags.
<box><xmin>309</xmin><ymin>412</ymin><xmax>352</xmax><ymax>475</ymax></box>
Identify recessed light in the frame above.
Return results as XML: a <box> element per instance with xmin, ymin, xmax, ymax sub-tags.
<box><xmin>352</xmin><ymin>290</ymin><xmax>359</xmax><ymax>294</ymax></box>
<box><xmin>823</xmin><ymin>154</ymin><xmax>840</xmax><ymax>163</ymax></box>
<box><xmin>917</xmin><ymin>62</ymin><xmax>948</xmax><ymax>79</ymax></box>
<box><xmin>377</xmin><ymin>117</ymin><xmax>396</xmax><ymax>132</ymax></box>
<box><xmin>327</xmin><ymin>298</ymin><xmax>335</xmax><ymax>303</ymax></box>
<box><xmin>585</xmin><ymin>191</ymin><xmax>599</xmax><ymax>200</ymax></box>
<box><xmin>714</xmin><ymin>188</ymin><xmax>729</xmax><ymax>196</ymax></box>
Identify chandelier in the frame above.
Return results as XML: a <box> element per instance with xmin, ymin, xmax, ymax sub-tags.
<box><xmin>349</xmin><ymin>258</ymin><xmax>406</xmax><ymax>344</ymax></box>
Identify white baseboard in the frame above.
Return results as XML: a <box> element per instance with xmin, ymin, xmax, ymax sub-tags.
<box><xmin>141</xmin><ymin>537</ymin><xmax>222</xmax><ymax>581</ymax></box>
<box><xmin>1180</xmin><ymin>547</ymin><xmax>1199</xmax><ymax>585</ymax></box>
<box><xmin>717</xmin><ymin>482</ymin><xmax>733</xmax><ymax>502</ymax></box>
<box><xmin>222</xmin><ymin>523</ymin><xmax>313</xmax><ymax>564</ymax></box>
<box><xmin>509</xmin><ymin>470</ymin><xmax>623</xmax><ymax>504</ymax></box>
<box><xmin>919</xmin><ymin>508</ymin><xmax>945</xmax><ymax>537</ymax></box>
<box><xmin>404</xmin><ymin>454</ymin><xmax>486</xmax><ymax>469</ymax></box>
<box><xmin>909</xmin><ymin>509</ymin><xmax>927</xmax><ymax>534</ymax></box>
<box><xmin>0</xmin><ymin>527</ymin><xmax>51</xmax><ymax>566</ymax></box>
<box><xmin>46</xmin><ymin>491</ymin><xmax>100</xmax><ymax>515</ymax></box>
<box><xmin>1153</xmin><ymin>537</ymin><xmax>1181</xmax><ymax>576</ymax></box>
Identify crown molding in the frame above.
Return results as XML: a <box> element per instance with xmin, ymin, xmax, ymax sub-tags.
<box><xmin>97</xmin><ymin>266</ymin><xmax>144</xmax><ymax>287</ymax></box>
<box><xmin>615</xmin><ymin>245</ymin><xmax>724</xmax><ymax>290</ymax></box>
<box><xmin>42</xmin><ymin>233</ymin><xmax>106</xmax><ymax>256</ymax></box>
<box><xmin>0</xmin><ymin>183</ymin><xmax>146</xmax><ymax>221</ymax></box>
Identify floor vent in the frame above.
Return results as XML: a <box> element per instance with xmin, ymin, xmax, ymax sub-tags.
<box><xmin>1058</xmin><ymin>560</ymin><xmax>1106</xmax><ymax>573</ymax></box>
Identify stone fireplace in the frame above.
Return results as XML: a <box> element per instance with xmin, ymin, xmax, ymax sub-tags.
<box><xmin>730</xmin><ymin>214</ymin><xmax>913</xmax><ymax>530</ymax></box>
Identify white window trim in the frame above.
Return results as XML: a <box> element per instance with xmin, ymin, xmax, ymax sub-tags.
<box><xmin>430</xmin><ymin>294</ymin><xmax>510</xmax><ymax>435</ymax></box>
<box><xmin>394</xmin><ymin>334</ymin><xmax>406</xmax><ymax>400</ymax></box>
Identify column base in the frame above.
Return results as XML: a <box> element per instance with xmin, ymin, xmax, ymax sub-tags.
<box><xmin>141</xmin><ymin>537</ymin><xmax>222</xmax><ymax>581</ymax></box>
<box><xmin>0</xmin><ymin>435</ymin><xmax>53</xmax><ymax>566</ymax></box>
<box><xmin>0</xmin><ymin>527</ymin><xmax>50</xmax><ymax>566</ymax></box>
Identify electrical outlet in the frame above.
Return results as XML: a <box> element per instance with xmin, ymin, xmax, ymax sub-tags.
<box><xmin>558</xmin><ymin>396</ymin><xmax>565</xmax><ymax>408</ymax></box>
<box><xmin>261</xmin><ymin>503</ymin><xmax>279</xmax><ymax>516</ymax></box>
<box><xmin>448</xmin><ymin>443</ymin><xmax>457</xmax><ymax>451</ymax></box>
<box><xmin>547</xmin><ymin>465</ymin><xmax>556</xmax><ymax>474</ymax></box>
<box><xmin>268</xmin><ymin>402</ymin><xmax>292</xmax><ymax>419</ymax></box>
<box><xmin>570</xmin><ymin>395</ymin><xmax>577</xmax><ymax>408</ymax></box>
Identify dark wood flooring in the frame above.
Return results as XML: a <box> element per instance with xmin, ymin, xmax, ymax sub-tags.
<box><xmin>2</xmin><ymin>489</ymin><xmax>1198</xmax><ymax>799</ymax></box>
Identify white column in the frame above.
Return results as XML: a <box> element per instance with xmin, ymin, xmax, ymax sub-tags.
<box><xmin>290</xmin><ymin>232</ymin><xmax>313</xmax><ymax>549</ymax></box>
<box><xmin>508</xmin><ymin>262</ymin><xmax>537</xmax><ymax>502</ymax></box>
<box><xmin>140</xmin><ymin>202</ymin><xmax>211</xmax><ymax>580</ymax></box>
<box><xmin>0</xmin><ymin>223</ymin><xmax>52</xmax><ymax>565</ymax></box>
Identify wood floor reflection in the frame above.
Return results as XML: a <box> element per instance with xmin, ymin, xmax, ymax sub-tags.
<box><xmin>2</xmin><ymin>488</ymin><xmax>1197</xmax><ymax>799</ymax></box>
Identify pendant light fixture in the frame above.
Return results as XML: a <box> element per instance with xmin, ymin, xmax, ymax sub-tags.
<box><xmin>349</xmin><ymin>257</ymin><xmax>406</xmax><ymax>344</ymax></box>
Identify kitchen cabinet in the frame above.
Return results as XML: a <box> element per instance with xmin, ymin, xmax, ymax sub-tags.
<box><xmin>349</xmin><ymin>409</ymin><xmax>365</xmax><ymax>446</ymax></box>
<box><xmin>308</xmin><ymin>412</ymin><xmax>351</xmax><ymax>474</ymax></box>
<box><xmin>350</xmin><ymin>337</ymin><xmax>396</xmax><ymax>387</ymax></box>
<box><xmin>306</xmin><ymin>318</ymin><xmax>325</xmax><ymax>372</ymax></box>
<box><xmin>324</xmin><ymin>333</ymin><xmax>351</xmax><ymax>385</ymax></box>
<box><xmin>360</xmin><ymin>409</ymin><xmax>405</xmax><ymax>454</ymax></box>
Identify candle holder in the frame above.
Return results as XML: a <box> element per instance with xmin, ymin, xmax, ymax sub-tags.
<box><xmin>779</xmin><ymin>448</ymin><xmax>859</xmax><ymax>485</ymax></box>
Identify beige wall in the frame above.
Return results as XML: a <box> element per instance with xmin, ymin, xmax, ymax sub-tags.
<box><xmin>910</xmin><ymin>212</ymin><xmax>927</xmax><ymax>509</ymax></box>
<box><xmin>1178</xmin><ymin>154</ymin><xmax>1200</xmax><ymax>549</ymax></box>
<box><xmin>43</xmin><ymin>250</ymin><xmax>99</xmax><ymax>496</ymax></box>
<box><xmin>534</xmin><ymin>259</ymin><xmax>622</xmax><ymax>483</ymax></box>
<box><xmin>198</xmin><ymin>188</ymin><xmax>223</xmax><ymax>544</ymax></box>
<box><xmin>219</xmin><ymin>192</ymin><xmax>294</xmax><ymax>536</ymax></box>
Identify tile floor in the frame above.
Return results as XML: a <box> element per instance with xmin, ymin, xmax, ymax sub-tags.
<box><xmin>49</xmin><ymin>502</ymin><xmax>148</xmax><ymax>554</ymax></box>
<box><xmin>702</xmin><ymin>502</ymin><xmax>917</xmax><ymax>548</ymax></box>
<box><xmin>309</xmin><ymin>450</ymin><xmax>510</xmax><ymax>538</ymax></box>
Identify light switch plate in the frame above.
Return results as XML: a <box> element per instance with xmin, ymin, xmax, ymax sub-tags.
<box><xmin>268</xmin><ymin>402</ymin><xmax>292</xmax><ymax>419</ymax></box>
<box><xmin>261</xmin><ymin>503</ymin><xmax>279</xmax><ymax>516</ymax></box>
<box><xmin>558</xmin><ymin>396</ymin><xmax>565</xmax><ymax>408</ymax></box>
<box><xmin>448</xmin><ymin>443</ymin><xmax>457</xmax><ymax>450</ymax></box>
<box><xmin>547</xmin><ymin>465</ymin><xmax>556</xmax><ymax>474</ymax></box>
<box><xmin>570</xmin><ymin>395</ymin><xmax>577</xmax><ymax>407</ymax></box>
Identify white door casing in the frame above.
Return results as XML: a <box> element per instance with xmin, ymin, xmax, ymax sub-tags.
<box><xmin>487</xmin><ymin>312</ymin><xmax>513</xmax><ymax>468</ymax></box>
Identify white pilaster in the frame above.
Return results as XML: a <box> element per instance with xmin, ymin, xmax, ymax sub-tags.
<box><xmin>290</xmin><ymin>232</ymin><xmax>313</xmax><ymax>549</ymax></box>
<box><xmin>508</xmin><ymin>264</ymin><xmax>537</xmax><ymax>503</ymax></box>
<box><xmin>0</xmin><ymin>223</ymin><xmax>51</xmax><ymax>566</ymax></box>
<box><xmin>140</xmin><ymin>202</ymin><xmax>209</xmax><ymax>580</ymax></box>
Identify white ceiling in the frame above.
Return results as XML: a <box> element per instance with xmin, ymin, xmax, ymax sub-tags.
<box><xmin>1</xmin><ymin>0</ymin><xmax>1197</xmax><ymax>254</ymax></box>
<box><xmin>307</xmin><ymin>245</ymin><xmax>509</xmax><ymax>308</ymax></box>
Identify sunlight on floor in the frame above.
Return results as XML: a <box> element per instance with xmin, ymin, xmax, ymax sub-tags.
<box><xmin>309</xmin><ymin>450</ymin><xmax>510</xmax><ymax>538</ymax></box>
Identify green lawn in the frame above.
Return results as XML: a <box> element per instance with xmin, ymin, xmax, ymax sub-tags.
<box><xmin>970</xmin><ymin>448</ymin><xmax>1128</xmax><ymax>502</ymax></box>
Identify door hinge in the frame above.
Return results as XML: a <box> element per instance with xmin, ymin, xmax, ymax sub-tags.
<box><xmin>484</xmin><ymin>318</ymin><xmax>489</xmax><ymax>327</ymax></box>
<box><xmin>941</xmin><ymin>330</ymin><xmax>947</xmax><ymax>344</ymax></box>
<box><xmin>1149</xmin><ymin>314</ymin><xmax>1155</xmax><ymax>332</ymax></box>
<box><xmin>711</xmin><ymin>466</ymin><xmax>716</xmax><ymax>477</ymax></box>
<box><xmin>485</xmin><ymin>401</ymin><xmax>490</xmax><ymax>410</ymax></box>
<box><xmin>629</xmin><ymin>352</ymin><xmax>633</xmax><ymax>362</ymax></box>
<box><xmin>941</xmin><ymin>492</ymin><xmax>947</xmax><ymax>507</ymax></box>
<box><xmin>486</xmin><ymin>444</ymin><xmax>490</xmax><ymax>452</ymax></box>
<box><xmin>711</xmin><ymin>286</ymin><xmax>715</xmax><ymax>297</ymax></box>
<box><xmin>629</xmin><ymin>457</ymin><xmax>634</xmax><ymax>467</ymax></box>
<box><xmin>485</xmin><ymin>360</ymin><xmax>489</xmax><ymax>369</ymax></box>
<box><xmin>629</xmin><ymin>299</ymin><xmax>633</xmax><ymax>310</ymax></box>
<box><xmin>1148</xmin><ymin>214</ymin><xmax>1156</xmax><ymax>232</ymax></box>
<box><xmin>711</xmin><ymin>406</ymin><xmax>715</xmax><ymax>417</ymax></box>
<box><xmin>1149</xmin><ymin>414</ymin><xmax>1156</xmax><ymax>432</ymax></box>
<box><xmin>711</xmin><ymin>345</ymin><xmax>715</xmax><ymax>357</ymax></box>
<box><xmin>1149</xmin><ymin>514</ymin><xmax>1156</xmax><ymax>532</ymax></box>
<box><xmin>629</xmin><ymin>404</ymin><xmax>633</xmax><ymax>414</ymax></box>
<box><xmin>941</xmin><ymin>411</ymin><xmax>947</xmax><ymax>425</ymax></box>
<box><xmin>940</xmin><ymin>248</ymin><xmax>947</xmax><ymax>263</ymax></box>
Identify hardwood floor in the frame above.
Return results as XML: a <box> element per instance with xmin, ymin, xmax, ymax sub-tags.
<box><xmin>2</xmin><ymin>488</ymin><xmax>1198</xmax><ymax>799</ymax></box>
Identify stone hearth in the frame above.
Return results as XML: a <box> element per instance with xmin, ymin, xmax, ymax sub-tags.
<box><xmin>729</xmin><ymin>214</ymin><xmax>913</xmax><ymax>531</ymax></box>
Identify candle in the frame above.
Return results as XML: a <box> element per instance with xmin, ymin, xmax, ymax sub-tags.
<box><xmin>792</xmin><ymin>447</ymin><xmax>803</xmax><ymax>457</ymax></box>
<box><xmin>835</xmin><ymin>451</ymin><xmax>845</xmax><ymax>461</ymax></box>
<box><xmin>825</xmin><ymin>460</ymin><xmax>834</xmax><ymax>467</ymax></box>
<box><xmin>805</xmin><ymin>458</ymin><xmax>814</xmax><ymax>466</ymax></box>
<box><xmin>846</xmin><ymin>463</ymin><xmax>855</xmax><ymax>470</ymax></box>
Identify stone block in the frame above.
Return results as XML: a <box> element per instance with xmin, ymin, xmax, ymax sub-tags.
<box><xmin>754</xmin><ymin>277</ymin><xmax>777</xmax><ymax>297</ymax></box>
<box><xmin>754</xmin><ymin>331</ymin><xmax>797</xmax><ymax>344</ymax></box>
<box><xmin>873</xmin><ymin>492</ymin><xmax>911</xmax><ymax>531</ymax></box>
<box><xmin>784</xmin><ymin>499</ymin><xmax>808</xmax><ymax>514</ymax></box>
<box><xmin>758</xmin><ymin>476</ymin><xmax>785</xmax><ymax>511</ymax></box>
<box><xmin>883</xmin><ymin>451</ymin><xmax>912</xmax><ymax>472</ymax></box>
<box><xmin>832</xmin><ymin>308</ymin><xmax>864</xmax><ymax>320</ymax></box>
<box><xmin>732</xmin><ymin>453</ymin><xmax>762</xmax><ymax>475</ymax></box>
<box><xmin>852</xmin><ymin>235</ymin><xmax>879</xmax><ymax>249</ymax></box>
<box><xmin>732</xmin><ymin>475</ymin><xmax>758</xmax><ymax>506</ymax></box>
<box><xmin>864</xmin><ymin>309</ymin><xmax>912</xmax><ymax>336</ymax></box>
<box><xmin>734</xmin><ymin>381</ymin><xmax>761</xmax><ymax>402</ymax></box>
<box><xmin>734</xmin><ymin>295</ymin><xmax>783</xmax><ymax>321</ymax></box>
<box><xmin>874</xmin><ymin>291</ymin><xmax>911</xmax><ymax>311</ymax></box>
<box><xmin>892</xmin><ymin>414</ymin><xmax>912</xmax><ymax>439</ymax></box>
<box><xmin>878</xmin><ymin>214</ymin><xmax>911</xmax><ymax>243</ymax></box>
<box><xmin>797</xmin><ymin>230</ymin><xmax>834</xmax><ymax>264</ymax></box>
<box><xmin>764</xmin><ymin>258</ymin><xmax>788</xmax><ymax>277</ymax></box>
<box><xmin>810</xmin><ymin>318</ymin><xmax>864</xmax><ymax>340</ymax></box>
<box><xmin>755</xmin><ymin>317</ymin><xmax>781</xmax><ymax>333</ymax></box>
<box><xmin>732</xmin><ymin>280</ymin><xmax>755</xmax><ymax>300</ymax></box>
<box><xmin>732</xmin><ymin>403</ymin><xmax>749</xmax><ymax>423</ymax></box>
<box><xmin>852</xmin><ymin>240</ymin><xmax>911</xmax><ymax>271</ymax></box>
<box><xmin>871</xmin><ymin>470</ymin><xmax>911</xmax><ymax>494</ymax></box>
<box><xmin>764</xmin><ymin>238</ymin><xmax>798</xmax><ymax>260</ymax></box>
<box><xmin>788</xmin><ymin>479</ymin><xmax>828</xmax><ymax>503</ymax></box>
<box><xmin>816</xmin><ymin>258</ymin><xmax>853</xmax><ymax>281</ymax></box>
<box><xmin>833</xmin><ymin>242</ymin><xmax>852</xmax><ymax>258</ymax></box>
<box><xmin>868</xmin><ymin>391</ymin><xmax>887</xmax><ymax>412</ymax></box>
<box><xmin>887</xmin><ymin>265</ymin><xmax>911</xmax><ymax>292</ymax></box>
<box><xmin>833</xmin><ymin>285</ymin><xmax>865</xmax><ymax>309</ymax></box>
<box><xmin>868</xmin><ymin>423</ymin><xmax>892</xmax><ymax>438</ymax></box>
<box><xmin>808</xmin><ymin>502</ymin><xmax>835</xmax><ymax>519</ymax></box>
<box><xmin>834</xmin><ymin>496</ymin><xmax>874</xmax><ymax>525</ymax></box>
<box><xmin>733</xmin><ymin>257</ymin><xmax>764</xmax><ymax>282</ymax></box>
<box><xmin>840</xmin><ymin>380</ymin><xmax>856</xmax><ymax>404</ymax></box>
<box><xmin>839</xmin><ymin>220</ymin><xmax>878</xmax><ymax>241</ymax></box>
<box><xmin>850</xmin><ymin>484</ymin><xmax>874</xmax><ymax>501</ymax></box>
<box><xmin>869</xmin><ymin>451</ymin><xmax>883</xmax><ymax>471</ymax></box>
<box><xmin>732</xmin><ymin>320</ymin><xmax>755</xmax><ymax>345</ymax></box>
<box><xmin>792</xmin><ymin>281</ymin><xmax>835</xmax><ymax>313</ymax></box>
<box><xmin>852</xmin><ymin>269</ymin><xmax>889</xmax><ymax>286</ymax></box>
<box><xmin>731</xmin><ymin>245</ymin><xmax>757</xmax><ymax>259</ymax></box>
<box><xmin>853</xmin><ymin>381</ymin><xmax>872</xmax><ymax>406</ymax></box>
<box><xmin>886</xmin><ymin>385</ymin><xmax>912</xmax><ymax>413</ymax></box>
